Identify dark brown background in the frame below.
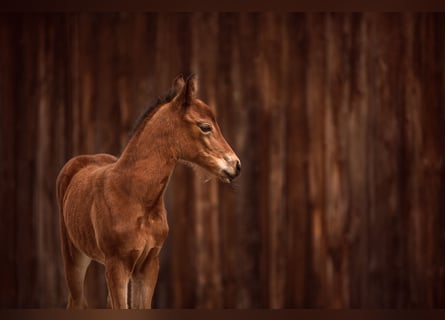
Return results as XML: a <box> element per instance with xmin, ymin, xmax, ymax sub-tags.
<box><xmin>0</xmin><ymin>13</ymin><xmax>444</xmax><ymax>308</ymax></box>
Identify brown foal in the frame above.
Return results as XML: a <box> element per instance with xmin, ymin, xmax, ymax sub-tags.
<box><xmin>56</xmin><ymin>75</ymin><xmax>241</xmax><ymax>309</ymax></box>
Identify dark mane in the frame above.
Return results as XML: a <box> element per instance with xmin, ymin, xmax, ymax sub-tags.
<box><xmin>128</xmin><ymin>86</ymin><xmax>178</xmax><ymax>138</ymax></box>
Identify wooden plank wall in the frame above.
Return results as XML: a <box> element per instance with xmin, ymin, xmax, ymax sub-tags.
<box><xmin>0</xmin><ymin>13</ymin><xmax>444</xmax><ymax>308</ymax></box>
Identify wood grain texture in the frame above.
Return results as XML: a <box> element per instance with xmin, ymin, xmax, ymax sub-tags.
<box><xmin>0</xmin><ymin>13</ymin><xmax>444</xmax><ymax>308</ymax></box>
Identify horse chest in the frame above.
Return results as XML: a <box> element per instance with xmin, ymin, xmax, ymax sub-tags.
<box><xmin>136</xmin><ymin>213</ymin><xmax>169</xmax><ymax>246</ymax></box>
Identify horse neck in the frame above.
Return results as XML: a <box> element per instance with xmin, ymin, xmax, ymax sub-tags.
<box><xmin>114</xmin><ymin>106</ymin><xmax>178</xmax><ymax>205</ymax></box>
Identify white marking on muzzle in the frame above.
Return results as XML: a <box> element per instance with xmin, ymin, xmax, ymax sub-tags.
<box><xmin>218</xmin><ymin>153</ymin><xmax>240</xmax><ymax>177</ymax></box>
<box><xmin>216</xmin><ymin>157</ymin><xmax>231</xmax><ymax>174</ymax></box>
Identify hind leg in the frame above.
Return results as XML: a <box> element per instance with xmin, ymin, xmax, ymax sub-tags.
<box><xmin>61</xmin><ymin>229</ymin><xmax>91</xmax><ymax>308</ymax></box>
<box><xmin>65</xmin><ymin>255</ymin><xmax>91</xmax><ymax>308</ymax></box>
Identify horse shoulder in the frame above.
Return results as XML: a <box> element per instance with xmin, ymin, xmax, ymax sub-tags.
<box><xmin>91</xmin><ymin>172</ymin><xmax>146</xmax><ymax>254</ymax></box>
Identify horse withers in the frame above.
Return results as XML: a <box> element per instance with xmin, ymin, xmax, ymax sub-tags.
<box><xmin>56</xmin><ymin>75</ymin><xmax>241</xmax><ymax>309</ymax></box>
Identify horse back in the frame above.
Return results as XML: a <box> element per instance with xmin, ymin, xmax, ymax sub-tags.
<box><xmin>56</xmin><ymin>153</ymin><xmax>117</xmax><ymax>207</ymax></box>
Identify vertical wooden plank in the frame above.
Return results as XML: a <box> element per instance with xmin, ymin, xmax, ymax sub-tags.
<box><xmin>416</xmin><ymin>13</ymin><xmax>444</xmax><ymax>307</ymax></box>
<box><xmin>35</xmin><ymin>14</ymin><xmax>52</xmax><ymax>307</ymax></box>
<box><xmin>92</xmin><ymin>14</ymin><xmax>121</xmax><ymax>155</ymax></box>
<box><xmin>432</xmin><ymin>12</ymin><xmax>445</xmax><ymax>308</ymax></box>
<box><xmin>255</xmin><ymin>13</ymin><xmax>272</xmax><ymax>307</ymax></box>
<box><xmin>76</xmin><ymin>13</ymin><xmax>96</xmax><ymax>155</ymax></box>
<box><xmin>323</xmin><ymin>13</ymin><xmax>351</xmax><ymax>308</ymax></box>
<box><xmin>366</xmin><ymin>13</ymin><xmax>408</xmax><ymax>307</ymax></box>
<box><xmin>346</xmin><ymin>12</ymin><xmax>370</xmax><ymax>308</ymax></box>
<box><xmin>15</xmin><ymin>14</ymin><xmax>39</xmax><ymax>307</ymax></box>
<box><xmin>0</xmin><ymin>14</ymin><xmax>18</xmax><ymax>307</ymax></box>
<box><xmin>283</xmin><ymin>13</ymin><xmax>311</xmax><ymax>308</ymax></box>
<box><xmin>305</xmin><ymin>13</ymin><xmax>327</xmax><ymax>308</ymax></box>
<box><xmin>275</xmin><ymin>13</ymin><xmax>288</xmax><ymax>309</ymax></box>
<box><xmin>32</xmin><ymin>14</ymin><xmax>71</xmax><ymax>307</ymax></box>
<box><xmin>69</xmin><ymin>13</ymin><xmax>80</xmax><ymax>158</ymax></box>
<box><xmin>364</xmin><ymin>13</ymin><xmax>379</xmax><ymax>307</ymax></box>
<box><xmin>114</xmin><ymin>13</ymin><xmax>154</xmax><ymax>150</ymax></box>
<box><xmin>71</xmin><ymin>13</ymin><xmax>85</xmax><ymax>158</ymax></box>
<box><xmin>402</xmin><ymin>13</ymin><xmax>425</xmax><ymax>307</ymax></box>
<box><xmin>389</xmin><ymin>13</ymin><xmax>409</xmax><ymax>307</ymax></box>
<box><xmin>256</xmin><ymin>13</ymin><xmax>287</xmax><ymax>308</ymax></box>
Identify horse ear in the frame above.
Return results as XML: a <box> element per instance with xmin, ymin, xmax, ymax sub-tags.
<box><xmin>174</xmin><ymin>74</ymin><xmax>197</xmax><ymax>106</ymax></box>
<box><xmin>172</xmin><ymin>74</ymin><xmax>186</xmax><ymax>94</ymax></box>
<box><xmin>185</xmin><ymin>74</ymin><xmax>198</xmax><ymax>100</ymax></box>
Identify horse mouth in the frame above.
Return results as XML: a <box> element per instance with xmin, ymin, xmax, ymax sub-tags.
<box><xmin>221</xmin><ymin>170</ymin><xmax>236</xmax><ymax>183</ymax></box>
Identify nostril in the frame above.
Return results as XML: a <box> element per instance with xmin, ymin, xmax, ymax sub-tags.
<box><xmin>235</xmin><ymin>161</ymin><xmax>241</xmax><ymax>175</ymax></box>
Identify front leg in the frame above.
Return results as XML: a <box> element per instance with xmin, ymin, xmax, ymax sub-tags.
<box><xmin>131</xmin><ymin>248</ymin><xmax>160</xmax><ymax>309</ymax></box>
<box><xmin>104</xmin><ymin>258</ymin><xmax>131</xmax><ymax>309</ymax></box>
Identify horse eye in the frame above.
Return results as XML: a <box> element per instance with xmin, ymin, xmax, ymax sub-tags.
<box><xmin>199</xmin><ymin>123</ymin><xmax>212</xmax><ymax>133</ymax></box>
